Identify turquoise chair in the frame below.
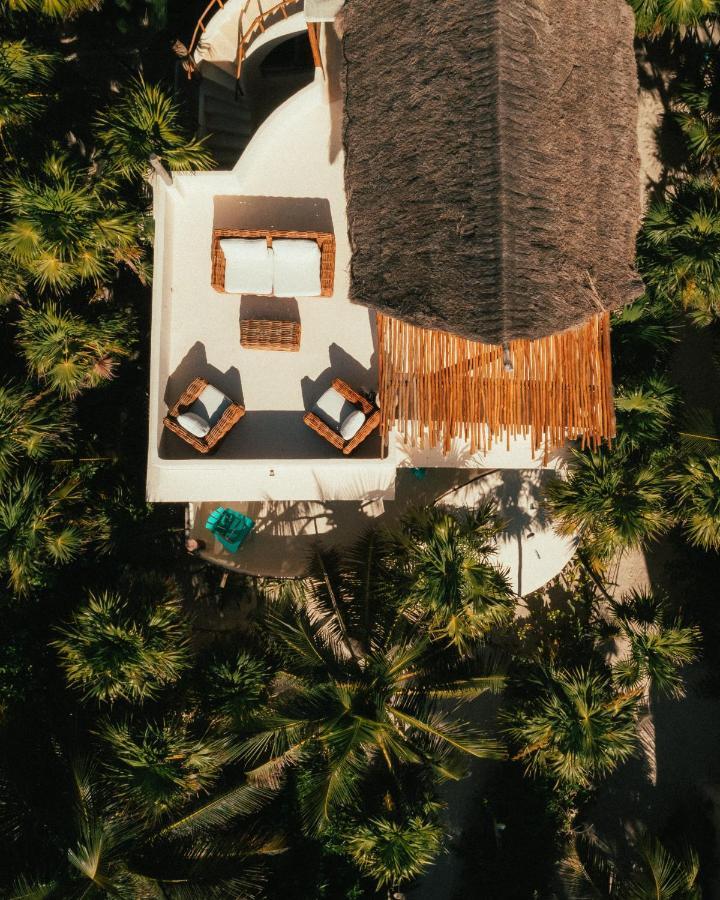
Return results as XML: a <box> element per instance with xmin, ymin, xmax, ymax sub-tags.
<box><xmin>205</xmin><ymin>507</ymin><xmax>254</xmax><ymax>553</ymax></box>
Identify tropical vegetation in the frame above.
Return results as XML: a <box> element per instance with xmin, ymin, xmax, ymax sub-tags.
<box><xmin>0</xmin><ymin>0</ymin><xmax>717</xmax><ymax>895</ymax></box>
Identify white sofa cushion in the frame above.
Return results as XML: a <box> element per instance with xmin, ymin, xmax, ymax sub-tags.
<box><xmin>176</xmin><ymin>411</ymin><xmax>210</xmax><ymax>438</ymax></box>
<box><xmin>220</xmin><ymin>238</ymin><xmax>273</xmax><ymax>295</ymax></box>
<box><xmin>312</xmin><ymin>386</ymin><xmax>357</xmax><ymax>431</ymax></box>
<box><xmin>189</xmin><ymin>384</ymin><xmax>232</xmax><ymax>427</ymax></box>
<box><xmin>272</xmin><ymin>239</ymin><xmax>322</xmax><ymax>297</ymax></box>
<box><xmin>339</xmin><ymin>409</ymin><xmax>366</xmax><ymax>441</ymax></box>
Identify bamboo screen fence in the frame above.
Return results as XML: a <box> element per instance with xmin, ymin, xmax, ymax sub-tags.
<box><xmin>376</xmin><ymin>311</ymin><xmax>615</xmax><ymax>457</ymax></box>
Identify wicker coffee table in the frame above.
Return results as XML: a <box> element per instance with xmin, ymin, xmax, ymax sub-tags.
<box><xmin>240</xmin><ymin>319</ymin><xmax>301</xmax><ymax>351</ymax></box>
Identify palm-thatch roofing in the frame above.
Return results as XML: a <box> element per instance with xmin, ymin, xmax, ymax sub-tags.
<box><xmin>341</xmin><ymin>0</ymin><xmax>642</xmax><ymax>345</ymax></box>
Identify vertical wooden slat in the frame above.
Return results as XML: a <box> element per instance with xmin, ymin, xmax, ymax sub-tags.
<box><xmin>376</xmin><ymin>312</ymin><xmax>615</xmax><ymax>457</ymax></box>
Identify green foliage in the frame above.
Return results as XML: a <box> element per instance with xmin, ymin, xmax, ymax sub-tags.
<box><xmin>546</xmin><ymin>450</ymin><xmax>674</xmax><ymax>561</ymax></box>
<box><xmin>99</xmin><ymin>717</ymin><xmax>230</xmax><ymax>822</ymax></box>
<box><xmin>672</xmin><ymin>453</ymin><xmax>720</xmax><ymax>549</ymax></box>
<box><xmin>1</xmin><ymin>0</ymin><xmax>101</xmax><ymax>18</ymax></box>
<box><xmin>0</xmin><ymin>467</ymin><xmax>107</xmax><ymax>596</ymax></box>
<box><xmin>343</xmin><ymin>813</ymin><xmax>444</xmax><ymax>890</ymax></box>
<box><xmin>16</xmin><ymin>301</ymin><xmax>136</xmax><ymax>398</ymax></box>
<box><xmin>0</xmin><ymin>152</ymin><xmax>142</xmax><ymax>294</ymax></box>
<box><xmin>204</xmin><ymin>650</ymin><xmax>271</xmax><ymax>727</ymax></box>
<box><xmin>614</xmin><ymin>374</ymin><xmax>678</xmax><ymax>453</ymax></box>
<box><xmin>562</xmin><ymin>827</ymin><xmax>702</xmax><ymax>898</ymax></box>
<box><xmin>391</xmin><ymin>503</ymin><xmax>515</xmax><ymax>653</ymax></box>
<box><xmin>607</xmin><ymin>589</ymin><xmax>702</xmax><ymax>699</ymax></box>
<box><xmin>241</xmin><ymin>535</ymin><xmax>505</xmax><ymax>831</ymax></box>
<box><xmin>638</xmin><ymin>178</ymin><xmax>720</xmax><ymax>326</ymax></box>
<box><xmin>0</xmin><ymin>40</ymin><xmax>56</xmax><ymax>137</ymax></box>
<box><xmin>611</xmin><ymin>294</ymin><xmax>681</xmax><ymax>375</ymax></box>
<box><xmin>95</xmin><ymin>78</ymin><xmax>213</xmax><ymax>182</ymax></box>
<box><xmin>629</xmin><ymin>0</ymin><xmax>718</xmax><ymax>36</ymax></box>
<box><xmin>505</xmin><ymin>666</ymin><xmax>639</xmax><ymax>788</ymax></box>
<box><xmin>0</xmin><ymin>379</ymin><xmax>74</xmax><ymax>481</ymax></box>
<box><xmin>674</xmin><ymin>62</ymin><xmax>720</xmax><ymax>171</ymax></box>
<box><xmin>53</xmin><ymin>587</ymin><xmax>190</xmax><ymax>704</ymax></box>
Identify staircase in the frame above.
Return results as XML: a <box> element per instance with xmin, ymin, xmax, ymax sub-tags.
<box><xmin>198</xmin><ymin>67</ymin><xmax>253</xmax><ymax>170</ymax></box>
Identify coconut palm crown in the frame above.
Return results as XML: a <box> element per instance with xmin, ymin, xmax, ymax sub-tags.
<box><xmin>637</xmin><ymin>178</ymin><xmax>720</xmax><ymax>326</ymax></box>
<box><xmin>0</xmin><ymin>152</ymin><xmax>141</xmax><ymax>294</ymax></box>
<box><xmin>95</xmin><ymin>79</ymin><xmax>213</xmax><ymax>182</ymax></box>
<box><xmin>53</xmin><ymin>589</ymin><xmax>191</xmax><ymax>704</ymax></box>
<box><xmin>672</xmin><ymin>454</ymin><xmax>720</xmax><ymax>550</ymax></box>
<box><xmin>16</xmin><ymin>301</ymin><xmax>135</xmax><ymax>398</ymax></box>
<box><xmin>241</xmin><ymin>533</ymin><xmax>506</xmax><ymax>831</ymax></box>
<box><xmin>546</xmin><ymin>450</ymin><xmax>673</xmax><ymax>562</ymax></box>
<box><xmin>505</xmin><ymin>666</ymin><xmax>639</xmax><ymax>788</ymax></box>
<box><xmin>0</xmin><ymin>379</ymin><xmax>74</xmax><ymax>482</ymax></box>
<box><xmin>390</xmin><ymin>503</ymin><xmax>515</xmax><ymax>653</ymax></box>
<box><xmin>0</xmin><ymin>39</ymin><xmax>56</xmax><ymax>136</ymax></box>
<box><xmin>607</xmin><ymin>589</ymin><xmax>701</xmax><ymax>700</ymax></box>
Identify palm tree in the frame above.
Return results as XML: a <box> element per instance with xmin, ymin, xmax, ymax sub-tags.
<box><xmin>0</xmin><ymin>379</ymin><xmax>74</xmax><ymax>482</ymax></box>
<box><xmin>16</xmin><ymin>302</ymin><xmax>135</xmax><ymax>398</ymax></box>
<box><xmin>629</xmin><ymin>0</ymin><xmax>718</xmax><ymax>36</ymax></box>
<box><xmin>0</xmin><ymin>467</ymin><xmax>106</xmax><ymax>596</ymax></box>
<box><xmin>545</xmin><ymin>450</ymin><xmax>674</xmax><ymax>562</ymax></box>
<box><xmin>0</xmin><ymin>40</ymin><xmax>56</xmax><ymax>138</ymax></box>
<box><xmin>674</xmin><ymin>62</ymin><xmax>720</xmax><ymax>173</ymax></box>
<box><xmin>204</xmin><ymin>650</ymin><xmax>272</xmax><ymax>729</ymax></box>
<box><xmin>99</xmin><ymin>717</ymin><xmax>231</xmax><ymax>823</ymax></box>
<box><xmin>94</xmin><ymin>79</ymin><xmax>213</xmax><ymax>183</ymax></box>
<box><xmin>504</xmin><ymin>666</ymin><xmax>639</xmax><ymax>788</ymax></box>
<box><xmin>0</xmin><ymin>152</ymin><xmax>141</xmax><ymax>294</ymax></box>
<box><xmin>561</xmin><ymin>826</ymin><xmax>702</xmax><ymax>898</ymax></box>
<box><xmin>1</xmin><ymin>0</ymin><xmax>101</xmax><ymax>18</ymax></box>
<box><xmin>53</xmin><ymin>588</ymin><xmax>191</xmax><ymax>704</ymax></box>
<box><xmin>607</xmin><ymin>589</ymin><xmax>701</xmax><ymax>701</ymax></box>
<box><xmin>611</xmin><ymin>294</ymin><xmax>681</xmax><ymax>376</ymax></box>
<box><xmin>614</xmin><ymin>374</ymin><xmax>677</xmax><ymax>454</ymax></box>
<box><xmin>3</xmin><ymin>753</ymin><xmax>278</xmax><ymax>898</ymax></box>
<box><xmin>390</xmin><ymin>503</ymin><xmax>515</xmax><ymax>654</ymax></box>
<box><xmin>343</xmin><ymin>813</ymin><xmax>444</xmax><ymax>894</ymax></box>
<box><xmin>241</xmin><ymin>534</ymin><xmax>505</xmax><ymax>831</ymax></box>
<box><xmin>671</xmin><ymin>454</ymin><xmax>720</xmax><ymax>550</ymax></box>
<box><xmin>637</xmin><ymin>178</ymin><xmax>720</xmax><ymax>326</ymax></box>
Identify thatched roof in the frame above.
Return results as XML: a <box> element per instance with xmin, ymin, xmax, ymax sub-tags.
<box><xmin>341</xmin><ymin>0</ymin><xmax>642</xmax><ymax>345</ymax></box>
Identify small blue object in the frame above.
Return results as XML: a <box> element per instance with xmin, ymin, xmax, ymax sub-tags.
<box><xmin>205</xmin><ymin>506</ymin><xmax>254</xmax><ymax>553</ymax></box>
<box><xmin>410</xmin><ymin>467</ymin><xmax>427</xmax><ymax>480</ymax></box>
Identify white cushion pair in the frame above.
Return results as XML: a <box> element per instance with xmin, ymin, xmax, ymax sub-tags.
<box><xmin>220</xmin><ymin>238</ymin><xmax>322</xmax><ymax>297</ymax></box>
<box><xmin>176</xmin><ymin>384</ymin><xmax>232</xmax><ymax>439</ymax></box>
<box><xmin>312</xmin><ymin>387</ymin><xmax>366</xmax><ymax>441</ymax></box>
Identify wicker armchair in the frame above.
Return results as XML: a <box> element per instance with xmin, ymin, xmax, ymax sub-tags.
<box><xmin>211</xmin><ymin>228</ymin><xmax>335</xmax><ymax>296</ymax></box>
<box><xmin>164</xmin><ymin>377</ymin><xmax>245</xmax><ymax>454</ymax></box>
<box><xmin>303</xmin><ymin>378</ymin><xmax>380</xmax><ymax>455</ymax></box>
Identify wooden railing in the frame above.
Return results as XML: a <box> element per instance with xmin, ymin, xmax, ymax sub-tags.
<box><xmin>187</xmin><ymin>0</ymin><xmax>310</xmax><ymax>84</ymax></box>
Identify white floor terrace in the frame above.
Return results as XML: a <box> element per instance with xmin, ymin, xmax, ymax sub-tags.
<box><xmin>147</xmin><ymin>17</ymin><xmax>565</xmax><ymax>504</ymax></box>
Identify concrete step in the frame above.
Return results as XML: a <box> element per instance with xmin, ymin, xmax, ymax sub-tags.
<box><xmin>197</xmin><ymin>61</ymin><xmax>237</xmax><ymax>91</ymax></box>
<box><xmin>203</xmin><ymin>113</ymin><xmax>252</xmax><ymax>137</ymax></box>
<box><xmin>205</xmin><ymin>130</ymin><xmax>251</xmax><ymax>151</ymax></box>
<box><xmin>202</xmin><ymin>94</ymin><xmax>252</xmax><ymax>124</ymax></box>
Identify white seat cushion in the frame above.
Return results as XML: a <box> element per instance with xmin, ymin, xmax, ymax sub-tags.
<box><xmin>176</xmin><ymin>411</ymin><xmax>210</xmax><ymax>438</ymax></box>
<box><xmin>220</xmin><ymin>238</ymin><xmax>273</xmax><ymax>295</ymax></box>
<box><xmin>312</xmin><ymin>386</ymin><xmax>357</xmax><ymax>431</ymax></box>
<box><xmin>272</xmin><ymin>239</ymin><xmax>322</xmax><ymax>297</ymax></box>
<box><xmin>339</xmin><ymin>409</ymin><xmax>366</xmax><ymax>441</ymax></box>
<box><xmin>189</xmin><ymin>384</ymin><xmax>232</xmax><ymax>427</ymax></box>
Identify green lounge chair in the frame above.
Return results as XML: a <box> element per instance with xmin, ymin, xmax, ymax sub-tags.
<box><xmin>205</xmin><ymin>507</ymin><xmax>254</xmax><ymax>553</ymax></box>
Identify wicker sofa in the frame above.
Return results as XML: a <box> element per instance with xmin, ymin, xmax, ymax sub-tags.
<box><xmin>163</xmin><ymin>377</ymin><xmax>245</xmax><ymax>454</ymax></box>
<box><xmin>303</xmin><ymin>378</ymin><xmax>381</xmax><ymax>455</ymax></box>
<box><xmin>211</xmin><ymin>228</ymin><xmax>335</xmax><ymax>297</ymax></box>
